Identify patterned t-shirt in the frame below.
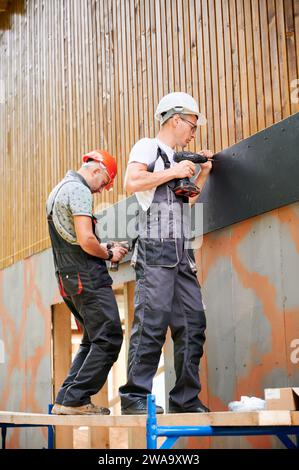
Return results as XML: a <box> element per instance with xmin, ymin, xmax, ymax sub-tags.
<box><xmin>46</xmin><ymin>171</ymin><xmax>92</xmax><ymax>244</ymax></box>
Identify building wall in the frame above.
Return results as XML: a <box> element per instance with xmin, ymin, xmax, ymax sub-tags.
<box><xmin>0</xmin><ymin>249</ymin><xmax>58</xmax><ymax>447</ymax></box>
<box><xmin>194</xmin><ymin>201</ymin><xmax>299</xmax><ymax>448</ymax></box>
<box><xmin>1</xmin><ymin>0</ymin><xmax>298</xmax><ymax>269</ymax></box>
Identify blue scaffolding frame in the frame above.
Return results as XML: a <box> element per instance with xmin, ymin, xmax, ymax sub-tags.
<box><xmin>0</xmin><ymin>405</ymin><xmax>54</xmax><ymax>449</ymax></box>
<box><xmin>146</xmin><ymin>395</ymin><xmax>299</xmax><ymax>450</ymax></box>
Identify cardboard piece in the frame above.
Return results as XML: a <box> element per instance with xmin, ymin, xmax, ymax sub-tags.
<box><xmin>264</xmin><ymin>387</ymin><xmax>299</xmax><ymax>411</ymax></box>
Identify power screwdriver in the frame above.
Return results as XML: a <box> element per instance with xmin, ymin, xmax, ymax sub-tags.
<box><xmin>106</xmin><ymin>241</ymin><xmax>131</xmax><ymax>271</ymax></box>
<box><xmin>172</xmin><ymin>151</ymin><xmax>213</xmax><ymax>197</ymax></box>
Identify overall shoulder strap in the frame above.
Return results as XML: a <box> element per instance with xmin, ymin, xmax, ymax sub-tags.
<box><xmin>147</xmin><ymin>146</ymin><xmax>171</xmax><ymax>173</ymax></box>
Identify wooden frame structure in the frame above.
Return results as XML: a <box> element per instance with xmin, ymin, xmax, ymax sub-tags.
<box><xmin>1</xmin><ymin>407</ymin><xmax>299</xmax><ymax>449</ymax></box>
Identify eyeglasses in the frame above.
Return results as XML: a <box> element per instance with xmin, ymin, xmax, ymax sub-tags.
<box><xmin>179</xmin><ymin>116</ymin><xmax>198</xmax><ymax>133</ymax></box>
<box><xmin>99</xmin><ymin>163</ymin><xmax>111</xmax><ymax>186</ymax></box>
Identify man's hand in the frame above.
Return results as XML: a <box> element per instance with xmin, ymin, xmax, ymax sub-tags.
<box><xmin>198</xmin><ymin>149</ymin><xmax>213</xmax><ymax>174</ymax></box>
<box><xmin>189</xmin><ymin>149</ymin><xmax>213</xmax><ymax>206</ymax></box>
<box><xmin>111</xmin><ymin>245</ymin><xmax>128</xmax><ymax>263</ymax></box>
<box><xmin>173</xmin><ymin>160</ymin><xmax>196</xmax><ymax>179</ymax></box>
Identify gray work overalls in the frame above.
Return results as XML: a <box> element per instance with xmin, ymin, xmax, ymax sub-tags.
<box><xmin>47</xmin><ymin>171</ymin><xmax>123</xmax><ymax>407</ymax></box>
<box><xmin>119</xmin><ymin>149</ymin><xmax>206</xmax><ymax>410</ymax></box>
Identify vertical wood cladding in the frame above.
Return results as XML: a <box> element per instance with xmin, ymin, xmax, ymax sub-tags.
<box><xmin>0</xmin><ymin>0</ymin><xmax>298</xmax><ymax>268</ymax></box>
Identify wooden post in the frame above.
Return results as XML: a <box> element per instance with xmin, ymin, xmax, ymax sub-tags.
<box><xmin>52</xmin><ymin>302</ymin><xmax>73</xmax><ymax>448</ymax></box>
<box><xmin>89</xmin><ymin>386</ymin><xmax>109</xmax><ymax>449</ymax></box>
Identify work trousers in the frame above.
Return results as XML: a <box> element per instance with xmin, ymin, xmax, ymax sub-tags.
<box><xmin>56</xmin><ymin>286</ymin><xmax>123</xmax><ymax>406</ymax></box>
<box><xmin>119</xmin><ymin>249</ymin><xmax>206</xmax><ymax>410</ymax></box>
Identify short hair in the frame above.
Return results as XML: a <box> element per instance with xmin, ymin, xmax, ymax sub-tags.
<box><xmin>82</xmin><ymin>159</ymin><xmax>100</xmax><ymax>169</ymax></box>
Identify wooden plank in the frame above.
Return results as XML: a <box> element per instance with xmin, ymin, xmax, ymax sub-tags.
<box><xmin>154</xmin><ymin>0</ymin><xmax>163</xmax><ymax>106</ymax></box>
<box><xmin>285</xmin><ymin>0</ymin><xmax>298</xmax><ymax>115</ymax></box>
<box><xmin>221</xmin><ymin>0</ymin><xmax>236</xmax><ymax>146</ymax></box>
<box><xmin>120</xmin><ymin>0</ymin><xmax>130</xmax><ymax>155</ymax></box>
<box><xmin>295</xmin><ymin>0</ymin><xmax>299</xmax><ymax>83</ymax></box>
<box><xmin>291</xmin><ymin>411</ymin><xmax>299</xmax><ymax>425</ymax></box>
<box><xmin>105</xmin><ymin>0</ymin><xmax>114</xmax><ymax>206</ymax></box>
<box><xmin>140</xmin><ymin>0</ymin><xmax>149</xmax><ymax>137</ymax></box>
<box><xmin>130</xmin><ymin>0</ymin><xmax>139</xmax><ymax>145</ymax></box>
<box><xmin>188</xmin><ymin>0</ymin><xmax>200</xmax><ymax>151</ymax></box>
<box><xmin>165</xmin><ymin>0</ymin><xmax>174</xmax><ymax>96</ymax></box>
<box><xmin>236</xmin><ymin>0</ymin><xmax>250</xmax><ymax>138</ymax></box>
<box><xmin>208</xmin><ymin>0</ymin><xmax>222</xmax><ymax>151</ymax></box>
<box><xmin>111</xmin><ymin>0</ymin><xmax>122</xmax><ymax>175</ymax></box>
<box><xmin>89</xmin><ymin>386</ymin><xmax>109</xmax><ymax>449</ymax></box>
<box><xmin>243</xmin><ymin>0</ymin><xmax>257</xmax><ymax>135</ymax></box>
<box><xmin>183</xmin><ymin>0</ymin><xmax>192</xmax><ymax>99</ymax></box>
<box><xmin>0</xmin><ymin>1</ymin><xmax>9</xmax><ymax>12</ymax></box>
<box><xmin>259</xmin><ymin>410</ymin><xmax>292</xmax><ymax>426</ymax></box>
<box><xmin>268</xmin><ymin>0</ymin><xmax>282</xmax><ymax>123</ymax></box>
<box><xmin>170</xmin><ymin>0</ymin><xmax>180</xmax><ymax>92</ymax></box>
<box><xmin>201</xmin><ymin>0</ymin><xmax>214</xmax><ymax>150</ymax></box>
<box><xmin>149</xmin><ymin>0</ymin><xmax>158</xmax><ymax>136</ymax></box>
<box><xmin>229</xmin><ymin>0</ymin><xmax>243</xmax><ymax>142</ymax></box>
<box><xmin>251</xmin><ymin>0</ymin><xmax>266</xmax><ymax>131</ymax></box>
<box><xmin>114</xmin><ymin>0</ymin><xmax>125</xmax><ymax>193</ymax></box>
<box><xmin>87</xmin><ymin>0</ymin><xmax>96</xmax><ymax>150</ymax></box>
<box><xmin>0</xmin><ymin>410</ymin><xmax>297</xmax><ymax>427</ymax></box>
<box><xmin>52</xmin><ymin>303</ymin><xmax>73</xmax><ymax>448</ymax></box>
<box><xmin>259</xmin><ymin>0</ymin><xmax>274</xmax><ymax>127</ymax></box>
<box><xmin>177</xmin><ymin>0</ymin><xmax>186</xmax><ymax>91</ymax></box>
<box><xmin>215</xmin><ymin>0</ymin><xmax>229</xmax><ymax>149</ymax></box>
<box><xmin>158</xmin><ymin>0</ymin><xmax>169</xmax><ymax>98</ymax></box>
<box><xmin>134</xmin><ymin>0</ymin><xmax>145</xmax><ymax>140</ymax></box>
<box><xmin>275</xmin><ymin>0</ymin><xmax>291</xmax><ymax>119</ymax></box>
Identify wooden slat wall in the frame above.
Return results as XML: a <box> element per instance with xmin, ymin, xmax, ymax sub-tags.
<box><xmin>0</xmin><ymin>0</ymin><xmax>298</xmax><ymax>269</ymax></box>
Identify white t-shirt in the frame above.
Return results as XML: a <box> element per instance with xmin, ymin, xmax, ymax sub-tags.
<box><xmin>128</xmin><ymin>137</ymin><xmax>175</xmax><ymax>210</ymax></box>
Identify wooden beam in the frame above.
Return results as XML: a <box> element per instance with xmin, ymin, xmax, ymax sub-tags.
<box><xmin>89</xmin><ymin>387</ymin><xmax>109</xmax><ymax>449</ymax></box>
<box><xmin>1</xmin><ymin>410</ymin><xmax>298</xmax><ymax>427</ymax></box>
<box><xmin>52</xmin><ymin>303</ymin><xmax>73</xmax><ymax>448</ymax></box>
<box><xmin>0</xmin><ymin>1</ymin><xmax>9</xmax><ymax>13</ymax></box>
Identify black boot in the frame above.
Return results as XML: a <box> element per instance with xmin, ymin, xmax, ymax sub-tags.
<box><xmin>121</xmin><ymin>398</ymin><xmax>164</xmax><ymax>415</ymax></box>
<box><xmin>168</xmin><ymin>399</ymin><xmax>210</xmax><ymax>413</ymax></box>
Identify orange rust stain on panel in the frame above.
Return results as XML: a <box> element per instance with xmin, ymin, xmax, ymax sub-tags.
<box><xmin>194</xmin><ymin>212</ymin><xmax>299</xmax><ymax>448</ymax></box>
<box><xmin>277</xmin><ymin>206</ymin><xmax>299</xmax><ymax>253</ymax></box>
<box><xmin>0</xmin><ymin>260</ymin><xmax>52</xmax><ymax>447</ymax></box>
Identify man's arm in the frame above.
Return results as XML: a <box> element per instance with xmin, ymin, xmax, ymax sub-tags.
<box><xmin>124</xmin><ymin>161</ymin><xmax>197</xmax><ymax>193</ymax></box>
<box><xmin>74</xmin><ymin>216</ymin><xmax>127</xmax><ymax>261</ymax></box>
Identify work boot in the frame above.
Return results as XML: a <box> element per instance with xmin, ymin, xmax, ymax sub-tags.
<box><xmin>121</xmin><ymin>398</ymin><xmax>164</xmax><ymax>415</ymax></box>
<box><xmin>51</xmin><ymin>403</ymin><xmax>62</xmax><ymax>415</ymax></box>
<box><xmin>168</xmin><ymin>400</ymin><xmax>210</xmax><ymax>413</ymax></box>
<box><xmin>59</xmin><ymin>402</ymin><xmax>110</xmax><ymax>415</ymax></box>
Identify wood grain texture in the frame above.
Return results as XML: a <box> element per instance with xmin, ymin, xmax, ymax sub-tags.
<box><xmin>1</xmin><ymin>0</ymin><xmax>298</xmax><ymax>269</ymax></box>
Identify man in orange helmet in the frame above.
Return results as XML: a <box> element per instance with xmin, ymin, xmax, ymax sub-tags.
<box><xmin>46</xmin><ymin>150</ymin><xmax>128</xmax><ymax>415</ymax></box>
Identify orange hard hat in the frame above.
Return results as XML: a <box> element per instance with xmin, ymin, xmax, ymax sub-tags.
<box><xmin>82</xmin><ymin>149</ymin><xmax>117</xmax><ymax>190</ymax></box>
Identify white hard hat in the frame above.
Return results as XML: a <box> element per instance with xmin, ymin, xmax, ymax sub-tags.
<box><xmin>155</xmin><ymin>92</ymin><xmax>206</xmax><ymax>126</ymax></box>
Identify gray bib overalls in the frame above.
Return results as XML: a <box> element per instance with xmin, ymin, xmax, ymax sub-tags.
<box><xmin>119</xmin><ymin>148</ymin><xmax>206</xmax><ymax>411</ymax></box>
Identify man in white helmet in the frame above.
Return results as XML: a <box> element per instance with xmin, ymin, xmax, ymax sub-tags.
<box><xmin>119</xmin><ymin>92</ymin><xmax>213</xmax><ymax>414</ymax></box>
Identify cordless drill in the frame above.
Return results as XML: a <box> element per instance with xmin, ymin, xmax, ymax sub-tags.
<box><xmin>107</xmin><ymin>241</ymin><xmax>131</xmax><ymax>271</ymax></box>
<box><xmin>173</xmin><ymin>151</ymin><xmax>211</xmax><ymax>197</ymax></box>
